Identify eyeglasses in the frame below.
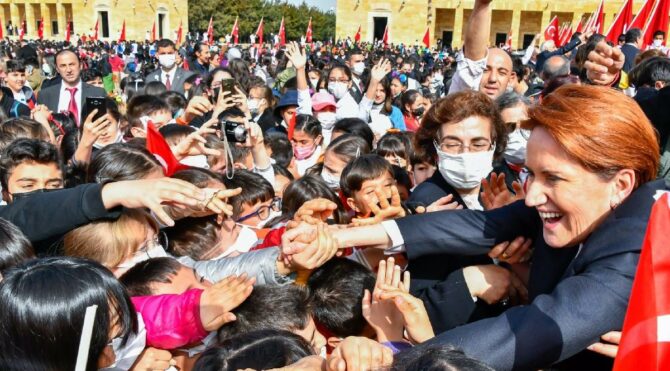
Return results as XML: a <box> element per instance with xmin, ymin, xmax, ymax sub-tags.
<box><xmin>434</xmin><ymin>139</ymin><xmax>492</xmax><ymax>154</ymax></box>
<box><xmin>236</xmin><ymin>198</ymin><xmax>282</xmax><ymax>223</ymax></box>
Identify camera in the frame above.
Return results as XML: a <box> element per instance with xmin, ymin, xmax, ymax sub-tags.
<box><xmin>221</xmin><ymin>120</ymin><xmax>248</xmax><ymax>143</ymax></box>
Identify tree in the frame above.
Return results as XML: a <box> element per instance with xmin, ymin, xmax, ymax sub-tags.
<box><xmin>188</xmin><ymin>0</ymin><xmax>335</xmax><ymax>42</ymax></box>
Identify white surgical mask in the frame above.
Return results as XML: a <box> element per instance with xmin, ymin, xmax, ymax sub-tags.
<box><xmin>247</xmin><ymin>98</ymin><xmax>262</xmax><ymax>115</ymax></box>
<box><xmin>317</xmin><ymin>111</ymin><xmax>337</xmax><ymax>130</ymax></box>
<box><xmin>180</xmin><ymin>154</ymin><xmax>210</xmax><ymax>169</ymax></box>
<box><xmin>435</xmin><ymin>145</ymin><xmax>495</xmax><ymax>190</ymax></box>
<box><xmin>158</xmin><ymin>53</ymin><xmax>176</xmax><ymax>69</ymax></box>
<box><xmin>328</xmin><ymin>82</ymin><xmax>349</xmax><ymax>100</ymax></box>
<box><xmin>503</xmin><ymin>129</ymin><xmax>530</xmax><ymax>164</ymax></box>
<box><xmin>352</xmin><ymin>62</ymin><xmax>365</xmax><ymax>76</ymax></box>
<box><xmin>321</xmin><ymin>169</ymin><xmax>340</xmax><ymax>189</ymax></box>
<box><xmin>310</xmin><ymin>78</ymin><xmax>320</xmax><ymax>88</ymax></box>
<box><xmin>212</xmin><ymin>226</ymin><xmax>259</xmax><ymax>260</ymax></box>
<box><xmin>653</xmin><ymin>39</ymin><xmax>663</xmax><ymax>48</ymax></box>
<box><xmin>100</xmin><ymin>314</ymin><xmax>147</xmax><ymax>370</ymax></box>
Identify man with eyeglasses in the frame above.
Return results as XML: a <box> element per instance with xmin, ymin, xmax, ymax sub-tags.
<box><xmin>493</xmin><ymin>92</ymin><xmax>532</xmax><ymax>191</ymax></box>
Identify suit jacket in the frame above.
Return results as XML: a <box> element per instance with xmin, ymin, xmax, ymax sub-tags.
<box><xmin>145</xmin><ymin>67</ymin><xmax>194</xmax><ymax>94</ymax></box>
<box><xmin>406</xmin><ymin>171</ymin><xmax>500</xmax><ymax>334</ymax></box>
<box><xmin>36</xmin><ymin>81</ymin><xmax>107</xmax><ymax>115</ymax></box>
<box><xmin>349</xmin><ymin>76</ymin><xmax>365</xmax><ymax>104</ymax></box>
<box><xmin>536</xmin><ymin>37</ymin><xmax>581</xmax><ymax>73</ymax></box>
<box><xmin>394</xmin><ymin>179</ymin><xmax>667</xmax><ymax>370</ymax></box>
<box><xmin>621</xmin><ymin>44</ymin><xmax>640</xmax><ymax>73</ymax></box>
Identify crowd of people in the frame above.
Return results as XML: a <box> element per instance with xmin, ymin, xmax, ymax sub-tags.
<box><xmin>0</xmin><ymin>0</ymin><xmax>668</xmax><ymax>369</ymax></box>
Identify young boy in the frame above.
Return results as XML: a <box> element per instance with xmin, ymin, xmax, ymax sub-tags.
<box><xmin>4</xmin><ymin>60</ymin><xmax>36</xmax><ymax>111</ymax></box>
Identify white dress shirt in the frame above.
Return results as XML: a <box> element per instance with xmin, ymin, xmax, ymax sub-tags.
<box><xmin>162</xmin><ymin>67</ymin><xmax>177</xmax><ymax>87</ymax></box>
<box><xmin>57</xmin><ymin>80</ymin><xmax>83</xmax><ymax>117</ymax></box>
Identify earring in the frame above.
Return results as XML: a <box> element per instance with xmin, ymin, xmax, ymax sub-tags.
<box><xmin>610</xmin><ymin>198</ymin><xmax>620</xmax><ymax>210</ymax></box>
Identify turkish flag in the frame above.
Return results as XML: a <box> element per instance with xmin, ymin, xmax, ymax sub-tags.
<box><xmin>38</xmin><ymin>17</ymin><xmax>44</xmax><ymax>40</ymax></box>
<box><xmin>256</xmin><ymin>17</ymin><xmax>264</xmax><ymax>45</ymax></box>
<box><xmin>176</xmin><ymin>21</ymin><xmax>183</xmax><ymax>45</ymax></box>
<box><xmin>642</xmin><ymin>0</ymin><xmax>670</xmax><ymax>47</ymax></box>
<box><xmin>422</xmin><ymin>26</ymin><xmax>430</xmax><ymax>48</ymax></box>
<box><xmin>631</xmin><ymin>0</ymin><xmax>655</xmax><ymax>31</ymax></box>
<box><xmin>278</xmin><ymin>16</ymin><xmax>286</xmax><ymax>46</ymax></box>
<box><xmin>151</xmin><ymin>21</ymin><xmax>156</xmax><ymax>42</ymax></box>
<box><xmin>606</xmin><ymin>0</ymin><xmax>634</xmax><ymax>44</ymax></box>
<box><xmin>544</xmin><ymin>16</ymin><xmax>560</xmax><ymax>45</ymax></box>
<box><xmin>231</xmin><ymin>16</ymin><xmax>239</xmax><ymax>45</ymax></box>
<box><xmin>613</xmin><ymin>193</ymin><xmax>670</xmax><ymax>370</ymax></box>
<box><xmin>354</xmin><ymin>25</ymin><xmax>361</xmax><ymax>43</ymax></box>
<box><xmin>65</xmin><ymin>19</ymin><xmax>71</xmax><ymax>43</ymax></box>
<box><xmin>306</xmin><ymin>17</ymin><xmax>313</xmax><ymax>43</ymax></box>
<box><xmin>93</xmin><ymin>19</ymin><xmax>99</xmax><ymax>41</ymax></box>
<box><xmin>19</xmin><ymin>19</ymin><xmax>26</xmax><ymax>41</ymax></box>
<box><xmin>0</xmin><ymin>19</ymin><xmax>3</xmax><ymax>39</ymax></box>
<box><xmin>118</xmin><ymin>20</ymin><xmax>126</xmax><ymax>42</ymax></box>
<box><xmin>382</xmin><ymin>25</ymin><xmax>389</xmax><ymax>45</ymax></box>
<box><xmin>145</xmin><ymin>121</ymin><xmax>189</xmax><ymax>176</ymax></box>
<box><xmin>207</xmin><ymin>16</ymin><xmax>214</xmax><ymax>45</ymax></box>
<box><xmin>287</xmin><ymin>111</ymin><xmax>297</xmax><ymax>141</ymax></box>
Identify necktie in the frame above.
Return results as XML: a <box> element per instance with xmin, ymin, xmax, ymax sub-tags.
<box><xmin>165</xmin><ymin>74</ymin><xmax>172</xmax><ymax>90</ymax></box>
<box><xmin>66</xmin><ymin>87</ymin><xmax>79</xmax><ymax>125</ymax></box>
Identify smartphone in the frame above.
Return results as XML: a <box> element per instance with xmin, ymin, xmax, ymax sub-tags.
<box><xmin>85</xmin><ymin>97</ymin><xmax>106</xmax><ymax>122</ymax></box>
<box><xmin>220</xmin><ymin>78</ymin><xmax>236</xmax><ymax>97</ymax></box>
<box><xmin>212</xmin><ymin>87</ymin><xmax>221</xmax><ymax>103</ymax></box>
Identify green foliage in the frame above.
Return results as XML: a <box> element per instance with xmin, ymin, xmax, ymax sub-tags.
<box><xmin>188</xmin><ymin>0</ymin><xmax>335</xmax><ymax>42</ymax></box>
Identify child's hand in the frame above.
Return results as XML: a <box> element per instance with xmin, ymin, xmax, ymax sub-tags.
<box><xmin>351</xmin><ymin>186</ymin><xmax>405</xmax><ymax>226</ymax></box>
<box><xmin>361</xmin><ymin>257</ymin><xmax>408</xmax><ymax>342</ymax></box>
<box><xmin>327</xmin><ymin>337</ymin><xmax>393</xmax><ymax>371</ymax></box>
<box><xmin>378</xmin><ymin>286</ymin><xmax>435</xmax><ymax>344</ymax></box>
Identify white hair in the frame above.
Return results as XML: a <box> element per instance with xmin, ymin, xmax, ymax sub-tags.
<box><xmin>540</xmin><ymin>40</ymin><xmax>556</xmax><ymax>52</ymax></box>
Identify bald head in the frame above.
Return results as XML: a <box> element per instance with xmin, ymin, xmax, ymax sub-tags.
<box><xmin>478</xmin><ymin>48</ymin><xmax>514</xmax><ymax>99</ymax></box>
<box><xmin>542</xmin><ymin>55</ymin><xmax>570</xmax><ymax>82</ymax></box>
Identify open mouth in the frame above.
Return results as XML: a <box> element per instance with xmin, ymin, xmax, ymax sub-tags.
<box><xmin>538</xmin><ymin>211</ymin><xmax>564</xmax><ymax>227</ymax></box>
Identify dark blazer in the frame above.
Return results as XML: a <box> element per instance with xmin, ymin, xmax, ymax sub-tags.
<box><xmin>406</xmin><ymin>171</ymin><xmax>500</xmax><ymax>334</ymax></box>
<box><xmin>394</xmin><ymin>179</ymin><xmax>667</xmax><ymax>370</ymax></box>
<box><xmin>536</xmin><ymin>37</ymin><xmax>581</xmax><ymax>73</ymax></box>
<box><xmin>636</xmin><ymin>85</ymin><xmax>670</xmax><ymax>150</ymax></box>
<box><xmin>36</xmin><ymin>81</ymin><xmax>107</xmax><ymax>116</ymax></box>
<box><xmin>349</xmin><ymin>76</ymin><xmax>365</xmax><ymax>104</ymax></box>
<box><xmin>145</xmin><ymin>67</ymin><xmax>194</xmax><ymax>94</ymax></box>
<box><xmin>621</xmin><ymin>43</ymin><xmax>640</xmax><ymax>73</ymax></box>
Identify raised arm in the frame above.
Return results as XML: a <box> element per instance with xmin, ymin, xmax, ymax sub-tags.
<box><xmin>464</xmin><ymin>0</ymin><xmax>493</xmax><ymax>61</ymax></box>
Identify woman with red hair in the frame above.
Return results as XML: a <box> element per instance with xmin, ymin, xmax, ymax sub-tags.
<box><xmin>283</xmin><ymin>84</ymin><xmax>665</xmax><ymax>370</ymax></box>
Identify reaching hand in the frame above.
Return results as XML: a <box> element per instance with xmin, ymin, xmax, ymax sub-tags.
<box><xmin>293</xmin><ymin>198</ymin><xmax>338</xmax><ymax>225</ymax></box>
<box><xmin>584</xmin><ymin>41</ymin><xmax>625</xmax><ymax>86</ymax></box>
<box><xmin>415</xmin><ymin>194</ymin><xmax>463</xmax><ymax>214</ymax></box>
<box><xmin>130</xmin><ymin>347</ymin><xmax>176</xmax><ymax>371</ymax></box>
<box><xmin>588</xmin><ymin>331</ymin><xmax>621</xmax><ymax>358</ymax></box>
<box><xmin>378</xmin><ymin>287</ymin><xmax>434</xmax><ymax>344</ymax></box>
<box><xmin>327</xmin><ymin>337</ymin><xmax>393</xmax><ymax>371</ymax></box>
<box><xmin>287</xmin><ymin>223</ymin><xmax>339</xmax><ymax>271</ymax></box>
<box><xmin>164</xmin><ymin>186</ymin><xmax>242</xmax><ymax>220</ymax></box>
<box><xmin>285</xmin><ymin>41</ymin><xmax>307</xmax><ymax>70</ymax></box>
<box><xmin>480</xmin><ymin>173</ymin><xmax>525</xmax><ymax>210</ymax></box>
<box><xmin>199</xmin><ymin>274</ymin><xmax>255</xmax><ymax>331</ymax></box>
<box><xmin>80</xmin><ymin>109</ymin><xmax>112</xmax><ymax>147</ymax></box>
<box><xmin>232</xmin><ymin>86</ymin><xmax>251</xmax><ymax>116</ymax></box>
<box><xmin>463</xmin><ymin>264</ymin><xmax>528</xmax><ymax>305</ymax></box>
<box><xmin>370</xmin><ymin>58</ymin><xmax>392</xmax><ymax>82</ymax></box>
<box><xmin>488</xmin><ymin>236</ymin><xmax>533</xmax><ymax>264</ymax></box>
<box><xmin>350</xmin><ymin>186</ymin><xmax>406</xmax><ymax>226</ymax></box>
<box><xmin>172</xmin><ymin>119</ymin><xmax>221</xmax><ymax>159</ymax></box>
<box><xmin>212</xmin><ymin>90</ymin><xmax>237</xmax><ymax>120</ymax></box>
<box><xmin>362</xmin><ymin>257</ymin><xmax>408</xmax><ymax>342</ymax></box>
<box><xmin>184</xmin><ymin>96</ymin><xmax>213</xmax><ymax>122</ymax></box>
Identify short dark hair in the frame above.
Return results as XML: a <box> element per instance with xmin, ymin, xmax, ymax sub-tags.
<box><xmin>629</xmin><ymin>56</ymin><xmax>670</xmax><ymax>88</ymax></box>
<box><xmin>0</xmin><ymin>138</ymin><xmax>62</xmax><ymax>190</ymax></box>
<box><xmin>156</xmin><ymin>38</ymin><xmax>176</xmax><ymax>50</ymax></box>
<box><xmin>196</xmin><ymin>329</ymin><xmax>314</xmax><ymax>371</ymax></box>
<box><xmin>217</xmin><ymin>285</ymin><xmax>310</xmax><ymax>341</ymax></box>
<box><xmin>340</xmin><ymin>154</ymin><xmax>393</xmax><ymax>197</ymax></box>
<box><xmin>5</xmin><ymin>59</ymin><xmax>25</xmax><ymax>73</ymax></box>
<box><xmin>87</xmin><ymin>143</ymin><xmax>162</xmax><ymax>183</ymax></box>
<box><xmin>0</xmin><ymin>257</ymin><xmax>137</xmax><ymax>370</ymax></box>
<box><xmin>332</xmin><ymin>118</ymin><xmax>374</xmax><ymax>149</ymax></box>
<box><xmin>165</xmin><ymin>216</ymin><xmax>219</xmax><ymax>260</ymax></box>
<box><xmin>374</xmin><ymin>132</ymin><xmax>413</xmax><ymax>164</ymax></box>
<box><xmin>400</xmin><ymin>90</ymin><xmax>423</xmax><ymax>115</ymax></box>
<box><xmin>172</xmin><ymin>167</ymin><xmax>223</xmax><ymax>188</ymax></box>
<box><xmin>160</xmin><ymin>91</ymin><xmax>187</xmax><ymax>117</ymax></box>
<box><xmin>281</xmin><ymin>175</ymin><xmax>349</xmax><ymax>224</ymax></box>
<box><xmin>0</xmin><ymin>118</ymin><xmax>50</xmax><ymax>151</ymax></box>
<box><xmin>0</xmin><ymin>218</ymin><xmax>34</xmax><ymax>274</ymax></box>
<box><xmin>81</xmin><ymin>67</ymin><xmax>103</xmax><ymax>83</ymax></box>
<box><xmin>223</xmin><ymin>170</ymin><xmax>275</xmax><ymax>218</ymax></box>
<box><xmin>159</xmin><ymin>123</ymin><xmax>195</xmax><ymax>146</ymax></box>
<box><xmin>119</xmin><ymin>257</ymin><xmax>181</xmax><ymax>296</ymax></box>
<box><xmin>392</xmin><ymin>344</ymin><xmax>495</xmax><ymax>371</ymax></box>
<box><xmin>126</xmin><ymin>94</ymin><xmax>170</xmax><ymax>129</ymax></box>
<box><xmin>625</xmin><ymin>28</ymin><xmax>643</xmax><ymax>44</ymax></box>
<box><xmin>307</xmin><ymin>258</ymin><xmax>375</xmax><ymax>338</ymax></box>
<box><xmin>294</xmin><ymin>114</ymin><xmax>322</xmax><ymax>139</ymax></box>
<box><xmin>265</xmin><ymin>132</ymin><xmax>293</xmax><ymax>168</ymax></box>
<box><xmin>653</xmin><ymin>30</ymin><xmax>666</xmax><ymax>39</ymax></box>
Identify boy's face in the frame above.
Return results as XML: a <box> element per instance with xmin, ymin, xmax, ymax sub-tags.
<box><xmin>3</xmin><ymin>161</ymin><xmax>63</xmax><ymax>203</ymax></box>
<box><xmin>151</xmin><ymin>265</ymin><xmax>212</xmax><ymax>295</ymax></box>
<box><xmin>411</xmin><ymin>161</ymin><xmax>435</xmax><ymax>186</ymax></box>
<box><xmin>348</xmin><ymin>171</ymin><xmax>396</xmax><ymax>216</ymax></box>
<box><xmin>237</xmin><ymin>198</ymin><xmax>276</xmax><ymax>228</ymax></box>
<box><xmin>293</xmin><ymin>315</ymin><xmax>327</xmax><ymax>355</ymax></box>
<box><xmin>6</xmin><ymin>71</ymin><xmax>26</xmax><ymax>93</ymax></box>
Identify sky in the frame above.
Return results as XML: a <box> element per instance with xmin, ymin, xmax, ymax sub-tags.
<box><xmin>286</xmin><ymin>0</ymin><xmax>336</xmax><ymax>12</ymax></box>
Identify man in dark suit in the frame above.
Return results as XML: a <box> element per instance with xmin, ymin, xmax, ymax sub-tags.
<box><xmin>345</xmin><ymin>49</ymin><xmax>366</xmax><ymax>103</ymax></box>
<box><xmin>621</xmin><ymin>28</ymin><xmax>643</xmax><ymax>73</ymax></box>
<box><xmin>36</xmin><ymin>49</ymin><xmax>106</xmax><ymax>126</ymax></box>
<box><xmin>536</xmin><ymin>33</ymin><xmax>585</xmax><ymax>73</ymax></box>
<box><xmin>145</xmin><ymin>39</ymin><xmax>194</xmax><ymax>95</ymax></box>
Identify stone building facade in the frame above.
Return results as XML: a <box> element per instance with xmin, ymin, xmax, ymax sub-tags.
<box><xmin>0</xmin><ymin>0</ymin><xmax>188</xmax><ymax>41</ymax></box>
<box><xmin>336</xmin><ymin>0</ymin><xmax>661</xmax><ymax>49</ymax></box>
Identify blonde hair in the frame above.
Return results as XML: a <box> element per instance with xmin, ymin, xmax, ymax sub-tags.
<box><xmin>63</xmin><ymin>209</ymin><xmax>158</xmax><ymax>269</ymax></box>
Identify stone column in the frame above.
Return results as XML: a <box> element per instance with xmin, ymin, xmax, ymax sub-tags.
<box><xmin>57</xmin><ymin>4</ymin><xmax>67</xmax><ymax>41</ymax></box>
<box><xmin>453</xmin><ymin>6</ymin><xmax>464</xmax><ymax>49</ymax></box>
<box><xmin>10</xmin><ymin>3</ymin><xmax>21</xmax><ymax>39</ymax></box>
<box><xmin>511</xmin><ymin>9</ymin><xmax>521</xmax><ymax>49</ymax></box>
<box><xmin>25</xmin><ymin>3</ymin><xmax>36</xmax><ymax>39</ymax></box>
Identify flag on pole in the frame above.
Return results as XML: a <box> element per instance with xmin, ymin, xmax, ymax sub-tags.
<box><xmin>561</xmin><ymin>23</ymin><xmax>575</xmax><ymax>47</ymax></box>
<box><xmin>631</xmin><ymin>0</ymin><xmax>655</xmax><ymax>31</ymax></box>
<box><xmin>306</xmin><ymin>17</ymin><xmax>313</xmax><ymax>43</ymax></box>
<box><xmin>576</xmin><ymin>17</ymin><xmax>584</xmax><ymax>33</ymax></box>
<box><xmin>256</xmin><ymin>17</ymin><xmax>264</xmax><ymax>46</ymax></box>
<box><xmin>606</xmin><ymin>0</ymin><xmax>634</xmax><ymax>44</ymax></box>
<box><xmin>176</xmin><ymin>21</ymin><xmax>183</xmax><ymax>45</ymax></box>
<box><xmin>287</xmin><ymin>111</ymin><xmax>297</xmax><ymax>141</ymax></box>
<box><xmin>145</xmin><ymin>121</ymin><xmax>189</xmax><ymax>176</ymax></box>
<box><xmin>231</xmin><ymin>16</ymin><xmax>239</xmax><ymax>45</ymax></box>
<box><xmin>0</xmin><ymin>18</ymin><xmax>3</xmax><ymax>39</ymax></box>
<box><xmin>354</xmin><ymin>25</ymin><xmax>362</xmax><ymax>43</ymax></box>
<box><xmin>584</xmin><ymin>0</ymin><xmax>605</xmax><ymax>34</ymax></box>
<box><xmin>382</xmin><ymin>24</ymin><xmax>389</xmax><ymax>46</ymax></box>
<box><xmin>544</xmin><ymin>16</ymin><xmax>560</xmax><ymax>45</ymax></box>
<box><xmin>151</xmin><ymin>21</ymin><xmax>156</xmax><ymax>42</ymax></box>
<box><xmin>207</xmin><ymin>16</ymin><xmax>214</xmax><ymax>45</ymax></box>
<box><xmin>93</xmin><ymin>19</ymin><xmax>99</xmax><ymax>41</ymax></box>
<box><xmin>19</xmin><ymin>19</ymin><xmax>26</xmax><ymax>41</ymax></box>
<box><xmin>423</xmin><ymin>26</ymin><xmax>430</xmax><ymax>48</ymax></box>
<box><xmin>38</xmin><ymin>17</ymin><xmax>44</xmax><ymax>40</ymax></box>
<box><xmin>613</xmin><ymin>193</ymin><xmax>670</xmax><ymax>370</ymax></box>
<box><xmin>65</xmin><ymin>19</ymin><xmax>72</xmax><ymax>43</ymax></box>
<box><xmin>642</xmin><ymin>0</ymin><xmax>670</xmax><ymax>47</ymax></box>
<box><xmin>118</xmin><ymin>20</ymin><xmax>126</xmax><ymax>42</ymax></box>
<box><xmin>278</xmin><ymin>16</ymin><xmax>286</xmax><ymax>46</ymax></box>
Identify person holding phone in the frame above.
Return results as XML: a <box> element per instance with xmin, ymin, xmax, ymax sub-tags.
<box><xmin>73</xmin><ymin>98</ymin><xmax>124</xmax><ymax>164</ymax></box>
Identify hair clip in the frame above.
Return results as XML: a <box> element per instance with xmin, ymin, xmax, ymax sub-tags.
<box><xmin>47</xmin><ymin>114</ymin><xmax>66</xmax><ymax>136</ymax></box>
<box><xmin>194</xmin><ymin>77</ymin><xmax>202</xmax><ymax>86</ymax></box>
